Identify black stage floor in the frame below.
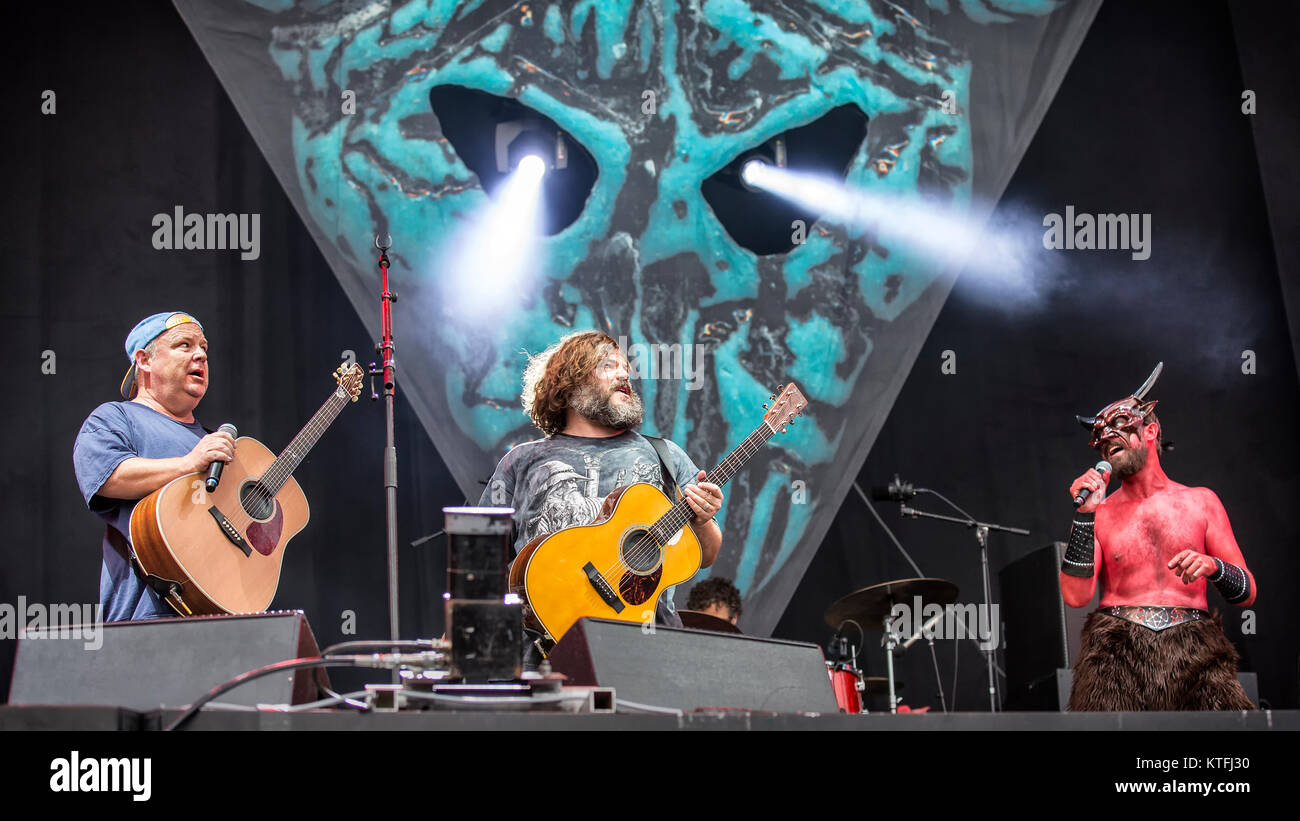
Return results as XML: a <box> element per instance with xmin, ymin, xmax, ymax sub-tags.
<box><xmin>3</xmin><ymin>705</ymin><xmax>1297</xmax><ymax>731</ymax></box>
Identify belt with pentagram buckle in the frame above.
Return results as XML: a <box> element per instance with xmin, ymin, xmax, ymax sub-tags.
<box><xmin>1101</xmin><ymin>605</ymin><xmax>1208</xmax><ymax>631</ymax></box>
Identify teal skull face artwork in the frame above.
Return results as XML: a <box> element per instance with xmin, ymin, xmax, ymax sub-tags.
<box><xmin>179</xmin><ymin>0</ymin><xmax>1081</xmax><ymax>632</ymax></box>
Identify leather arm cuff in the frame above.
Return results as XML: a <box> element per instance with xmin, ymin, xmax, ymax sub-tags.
<box><xmin>1062</xmin><ymin>512</ymin><xmax>1096</xmax><ymax>578</ymax></box>
<box><xmin>1208</xmin><ymin>557</ymin><xmax>1250</xmax><ymax>604</ymax></box>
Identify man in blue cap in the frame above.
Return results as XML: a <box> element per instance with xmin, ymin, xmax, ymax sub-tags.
<box><xmin>73</xmin><ymin>312</ymin><xmax>236</xmax><ymax>621</ymax></box>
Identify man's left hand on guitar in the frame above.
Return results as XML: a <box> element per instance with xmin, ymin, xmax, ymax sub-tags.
<box><xmin>684</xmin><ymin>470</ymin><xmax>724</xmax><ymax>525</ymax></box>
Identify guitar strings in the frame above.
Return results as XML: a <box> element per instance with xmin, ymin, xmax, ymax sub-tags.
<box><xmin>598</xmin><ymin>430</ymin><xmax>764</xmax><ymax>585</ymax></box>
<box><xmin>223</xmin><ymin>382</ymin><xmax>354</xmax><ymax>533</ymax></box>
<box><xmin>604</xmin><ymin>427</ymin><xmax>770</xmax><ymax>581</ymax></box>
<box><xmin>596</xmin><ymin>426</ymin><xmax>773</xmax><ymax>586</ymax></box>
<box><xmin>226</xmin><ymin>392</ymin><xmax>342</xmax><ymax>531</ymax></box>
<box><xmin>227</xmin><ymin>397</ymin><xmax>333</xmax><ymax>528</ymax></box>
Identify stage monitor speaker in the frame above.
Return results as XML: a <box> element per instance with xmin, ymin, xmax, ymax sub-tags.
<box><xmin>1000</xmin><ymin>542</ymin><xmax>1098</xmax><ymax>710</ymax></box>
<box><xmin>8</xmin><ymin>611</ymin><xmax>327</xmax><ymax>710</ymax></box>
<box><xmin>548</xmin><ymin>618</ymin><xmax>838</xmax><ymax>713</ymax></box>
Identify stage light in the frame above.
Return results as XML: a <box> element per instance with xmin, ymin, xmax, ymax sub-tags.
<box><xmin>740</xmin><ymin>159</ymin><xmax>767</xmax><ymax>188</ymax></box>
<box><xmin>516</xmin><ymin>153</ymin><xmax>547</xmax><ymax>180</ymax></box>
<box><xmin>496</xmin><ymin>122</ymin><xmax>567</xmax><ymax>174</ymax></box>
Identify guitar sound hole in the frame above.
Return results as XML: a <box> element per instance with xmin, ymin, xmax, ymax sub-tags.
<box><xmin>239</xmin><ymin>480</ymin><xmax>276</xmax><ymax>520</ymax></box>
<box><xmin>619</xmin><ymin>528</ymin><xmax>661</xmax><ymax>574</ymax></box>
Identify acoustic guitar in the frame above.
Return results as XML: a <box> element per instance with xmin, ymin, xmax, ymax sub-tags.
<box><xmin>129</xmin><ymin>364</ymin><xmax>364</xmax><ymax>616</ymax></box>
<box><xmin>511</xmin><ymin>382</ymin><xmax>808</xmax><ymax>644</ymax></box>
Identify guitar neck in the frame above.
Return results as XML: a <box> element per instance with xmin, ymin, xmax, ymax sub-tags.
<box><xmin>649</xmin><ymin>425</ymin><xmax>775</xmax><ymax>540</ymax></box>
<box><xmin>259</xmin><ymin>387</ymin><xmax>351</xmax><ymax>495</ymax></box>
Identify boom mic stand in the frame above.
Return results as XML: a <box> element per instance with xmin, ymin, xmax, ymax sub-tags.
<box><xmin>370</xmin><ymin>234</ymin><xmax>400</xmax><ymax>678</ymax></box>
<box><xmin>898</xmin><ymin>493</ymin><xmax>1029</xmax><ymax>712</ymax></box>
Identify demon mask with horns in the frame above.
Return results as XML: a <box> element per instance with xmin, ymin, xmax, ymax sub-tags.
<box><xmin>1077</xmin><ymin>362</ymin><xmax>1167</xmax><ymax>475</ymax></box>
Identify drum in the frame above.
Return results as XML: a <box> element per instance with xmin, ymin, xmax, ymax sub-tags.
<box><xmin>827</xmin><ymin>662</ymin><xmax>864</xmax><ymax>714</ymax></box>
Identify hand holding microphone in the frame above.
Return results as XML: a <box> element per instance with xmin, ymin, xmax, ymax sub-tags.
<box><xmin>198</xmin><ymin>423</ymin><xmax>238</xmax><ymax>492</ymax></box>
<box><xmin>1070</xmin><ymin>460</ymin><xmax>1111</xmax><ymax>512</ymax></box>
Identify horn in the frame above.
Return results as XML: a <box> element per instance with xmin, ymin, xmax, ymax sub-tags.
<box><xmin>1132</xmin><ymin>361</ymin><xmax>1163</xmax><ymax>401</ymax></box>
<box><xmin>1076</xmin><ymin>415</ymin><xmax>1098</xmax><ymax>429</ymax></box>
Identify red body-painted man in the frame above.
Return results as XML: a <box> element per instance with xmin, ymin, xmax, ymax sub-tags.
<box><xmin>1060</xmin><ymin>364</ymin><xmax>1255</xmax><ymax>711</ymax></box>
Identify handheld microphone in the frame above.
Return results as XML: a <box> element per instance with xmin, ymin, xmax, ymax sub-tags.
<box><xmin>205</xmin><ymin>423</ymin><xmax>238</xmax><ymax>492</ymax></box>
<box><xmin>1072</xmin><ymin>460</ymin><xmax>1111</xmax><ymax>509</ymax></box>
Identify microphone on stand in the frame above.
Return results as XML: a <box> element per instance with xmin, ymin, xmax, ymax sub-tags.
<box><xmin>205</xmin><ymin>423</ymin><xmax>238</xmax><ymax>492</ymax></box>
<box><xmin>871</xmin><ymin>474</ymin><xmax>918</xmax><ymax>501</ymax></box>
<box><xmin>1072</xmin><ymin>460</ymin><xmax>1112</xmax><ymax>509</ymax></box>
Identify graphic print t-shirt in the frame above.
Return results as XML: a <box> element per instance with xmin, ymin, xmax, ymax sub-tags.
<box><xmin>477</xmin><ymin>431</ymin><xmax>703</xmax><ymax>621</ymax></box>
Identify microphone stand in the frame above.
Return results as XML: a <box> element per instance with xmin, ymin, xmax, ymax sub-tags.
<box><xmin>370</xmin><ymin>234</ymin><xmax>400</xmax><ymax>679</ymax></box>
<box><xmin>899</xmin><ymin>495</ymin><xmax>1030</xmax><ymax>713</ymax></box>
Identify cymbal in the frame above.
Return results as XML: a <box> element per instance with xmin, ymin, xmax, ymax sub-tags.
<box><xmin>824</xmin><ymin>577</ymin><xmax>959</xmax><ymax>628</ymax></box>
<box><xmin>678</xmin><ymin>609</ymin><xmax>743</xmax><ymax>634</ymax></box>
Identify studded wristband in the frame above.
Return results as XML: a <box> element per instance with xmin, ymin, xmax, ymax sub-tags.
<box><xmin>1062</xmin><ymin>512</ymin><xmax>1096</xmax><ymax>578</ymax></box>
<box><xmin>1208</xmin><ymin>557</ymin><xmax>1250</xmax><ymax>604</ymax></box>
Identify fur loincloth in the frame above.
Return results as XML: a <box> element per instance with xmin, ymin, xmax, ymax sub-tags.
<box><xmin>1069</xmin><ymin>609</ymin><xmax>1254</xmax><ymax>711</ymax></box>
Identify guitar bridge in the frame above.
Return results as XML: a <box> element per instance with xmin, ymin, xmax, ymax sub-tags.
<box><xmin>207</xmin><ymin>506</ymin><xmax>252</xmax><ymax>557</ymax></box>
<box><xmin>583</xmin><ymin>562</ymin><xmax>625</xmax><ymax>614</ymax></box>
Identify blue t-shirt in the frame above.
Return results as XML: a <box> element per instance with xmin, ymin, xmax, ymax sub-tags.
<box><xmin>73</xmin><ymin>401</ymin><xmax>207</xmax><ymax>621</ymax></box>
<box><xmin>477</xmin><ymin>430</ymin><xmax>702</xmax><ymax>623</ymax></box>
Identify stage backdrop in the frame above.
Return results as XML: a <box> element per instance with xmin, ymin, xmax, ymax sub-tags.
<box><xmin>173</xmin><ymin>0</ymin><xmax>1100</xmax><ymax>633</ymax></box>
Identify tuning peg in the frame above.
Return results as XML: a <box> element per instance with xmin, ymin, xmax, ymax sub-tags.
<box><xmin>762</xmin><ymin>403</ymin><xmax>768</xmax><ymax>410</ymax></box>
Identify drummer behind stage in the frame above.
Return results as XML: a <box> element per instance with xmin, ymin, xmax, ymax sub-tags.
<box><xmin>1061</xmin><ymin>364</ymin><xmax>1255</xmax><ymax>711</ymax></box>
<box><xmin>685</xmin><ymin>577</ymin><xmax>742</xmax><ymax>625</ymax></box>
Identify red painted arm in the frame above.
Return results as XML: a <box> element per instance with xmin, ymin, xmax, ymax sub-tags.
<box><xmin>1201</xmin><ymin>489</ymin><xmax>1256</xmax><ymax>607</ymax></box>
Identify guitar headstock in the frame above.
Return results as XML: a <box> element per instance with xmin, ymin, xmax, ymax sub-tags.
<box><xmin>334</xmin><ymin>363</ymin><xmax>365</xmax><ymax>403</ymax></box>
<box><xmin>763</xmin><ymin>382</ymin><xmax>807</xmax><ymax>434</ymax></box>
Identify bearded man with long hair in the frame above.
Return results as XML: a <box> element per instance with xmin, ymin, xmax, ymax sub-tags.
<box><xmin>479</xmin><ymin>331</ymin><xmax>723</xmax><ymax>664</ymax></box>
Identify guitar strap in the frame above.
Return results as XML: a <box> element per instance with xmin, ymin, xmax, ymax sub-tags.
<box><xmin>640</xmin><ymin>434</ymin><xmax>681</xmax><ymax>501</ymax></box>
<box><xmin>105</xmin><ymin>523</ymin><xmax>192</xmax><ymax>615</ymax></box>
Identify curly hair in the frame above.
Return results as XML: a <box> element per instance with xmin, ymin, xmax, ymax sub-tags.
<box><xmin>522</xmin><ymin>330</ymin><xmax>620</xmax><ymax>436</ymax></box>
<box><xmin>686</xmin><ymin>577</ymin><xmax>743</xmax><ymax>620</ymax></box>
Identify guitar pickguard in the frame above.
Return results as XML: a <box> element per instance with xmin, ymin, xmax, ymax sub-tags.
<box><xmin>618</xmin><ymin>565</ymin><xmax>662</xmax><ymax>606</ymax></box>
<box><xmin>244</xmin><ymin>503</ymin><xmax>284</xmax><ymax>556</ymax></box>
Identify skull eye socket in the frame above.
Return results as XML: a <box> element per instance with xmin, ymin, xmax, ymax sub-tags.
<box><xmin>701</xmin><ymin>104</ymin><xmax>868</xmax><ymax>256</ymax></box>
<box><xmin>429</xmin><ymin>85</ymin><xmax>598</xmax><ymax>236</ymax></box>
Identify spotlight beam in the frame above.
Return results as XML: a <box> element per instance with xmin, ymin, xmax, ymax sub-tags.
<box><xmin>440</xmin><ymin>156</ymin><xmax>548</xmax><ymax>318</ymax></box>
<box><xmin>740</xmin><ymin>161</ymin><xmax>1032</xmax><ymax>279</ymax></box>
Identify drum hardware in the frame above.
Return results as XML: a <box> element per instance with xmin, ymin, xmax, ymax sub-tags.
<box><xmin>824</xmin><ymin>632</ymin><xmax>866</xmax><ymax>713</ymax></box>
<box><xmin>826</xmin><ymin>578</ymin><xmax>958</xmax><ymax>714</ymax></box>
<box><xmin>894</xmin><ymin>497</ymin><xmax>1030</xmax><ymax>712</ymax></box>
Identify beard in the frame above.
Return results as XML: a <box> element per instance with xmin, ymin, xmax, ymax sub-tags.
<box><xmin>569</xmin><ymin>380</ymin><xmax>644</xmax><ymax>430</ymax></box>
<box><xmin>1107</xmin><ymin>440</ymin><xmax>1148</xmax><ymax>478</ymax></box>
